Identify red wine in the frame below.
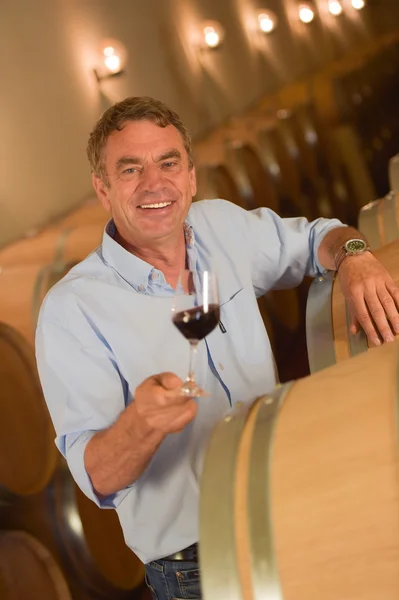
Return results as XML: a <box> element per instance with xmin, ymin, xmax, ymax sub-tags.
<box><xmin>173</xmin><ymin>304</ymin><xmax>220</xmax><ymax>341</ymax></box>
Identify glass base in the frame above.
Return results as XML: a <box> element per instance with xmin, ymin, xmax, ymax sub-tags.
<box><xmin>180</xmin><ymin>380</ymin><xmax>209</xmax><ymax>398</ymax></box>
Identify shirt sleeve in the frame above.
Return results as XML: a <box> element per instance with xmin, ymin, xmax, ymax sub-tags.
<box><xmin>243</xmin><ymin>206</ymin><xmax>346</xmax><ymax>294</ymax></box>
<box><xmin>35</xmin><ymin>305</ymin><xmax>132</xmax><ymax>509</ymax></box>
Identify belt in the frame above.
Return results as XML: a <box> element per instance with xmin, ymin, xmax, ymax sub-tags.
<box><xmin>161</xmin><ymin>543</ymin><xmax>199</xmax><ymax>562</ymax></box>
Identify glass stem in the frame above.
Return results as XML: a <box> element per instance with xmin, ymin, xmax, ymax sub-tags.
<box><xmin>187</xmin><ymin>341</ymin><xmax>199</xmax><ymax>383</ymax></box>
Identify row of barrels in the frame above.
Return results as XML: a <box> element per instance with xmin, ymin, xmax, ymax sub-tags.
<box><xmin>333</xmin><ymin>39</ymin><xmax>399</xmax><ymax>198</ymax></box>
<box><xmin>199</xmin><ymin>162</ymin><xmax>399</xmax><ymax>599</ymax></box>
<box><xmin>0</xmin><ymin>324</ymin><xmax>147</xmax><ymax>600</ymax></box>
<box><xmin>200</xmin><ymin>325</ymin><xmax>399</xmax><ymax>600</ymax></box>
<box><xmin>195</xmin><ymin>101</ymin><xmax>359</xmax><ymax>226</ymax></box>
<box><xmin>0</xmin><ymin>201</ymin><xmax>149</xmax><ymax>599</ymax></box>
<box><xmin>193</xmin><ymin>38</ymin><xmax>399</xmax><ymax>227</ymax></box>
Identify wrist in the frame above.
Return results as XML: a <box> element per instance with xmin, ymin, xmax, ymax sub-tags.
<box><xmin>335</xmin><ymin>249</ymin><xmax>373</xmax><ymax>271</ymax></box>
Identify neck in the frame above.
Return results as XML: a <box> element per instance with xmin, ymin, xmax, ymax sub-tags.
<box><xmin>115</xmin><ymin>229</ymin><xmax>187</xmax><ymax>288</ymax></box>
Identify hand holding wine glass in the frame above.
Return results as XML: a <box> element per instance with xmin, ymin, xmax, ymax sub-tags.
<box><xmin>172</xmin><ymin>270</ymin><xmax>220</xmax><ymax>397</ymax></box>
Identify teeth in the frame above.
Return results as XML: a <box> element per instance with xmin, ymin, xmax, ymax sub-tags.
<box><xmin>140</xmin><ymin>201</ymin><xmax>172</xmax><ymax>209</ymax></box>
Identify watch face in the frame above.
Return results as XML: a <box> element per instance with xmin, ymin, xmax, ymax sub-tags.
<box><xmin>345</xmin><ymin>239</ymin><xmax>367</xmax><ymax>253</ymax></box>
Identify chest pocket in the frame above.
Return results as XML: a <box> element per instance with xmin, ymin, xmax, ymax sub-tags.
<box><xmin>220</xmin><ymin>286</ymin><xmax>270</xmax><ymax>365</ymax></box>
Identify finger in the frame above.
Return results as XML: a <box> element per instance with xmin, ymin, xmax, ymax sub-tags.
<box><xmin>377</xmin><ymin>284</ymin><xmax>399</xmax><ymax>335</ymax></box>
<box><xmin>363</xmin><ymin>288</ymin><xmax>395</xmax><ymax>343</ymax></box>
<box><xmin>349</xmin><ymin>312</ymin><xmax>360</xmax><ymax>335</ymax></box>
<box><xmin>386</xmin><ymin>281</ymin><xmax>399</xmax><ymax>328</ymax></box>
<box><xmin>143</xmin><ymin>400</ymin><xmax>198</xmax><ymax>433</ymax></box>
<box><xmin>350</xmin><ymin>293</ymin><xmax>381</xmax><ymax>346</ymax></box>
<box><xmin>168</xmin><ymin>400</ymin><xmax>199</xmax><ymax>433</ymax></box>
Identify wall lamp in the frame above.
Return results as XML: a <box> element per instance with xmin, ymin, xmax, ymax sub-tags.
<box><xmin>94</xmin><ymin>38</ymin><xmax>128</xmax><ymax>83</ymax></box>
<box><xmin>257</xmin><ymin>10</ymin><xmax>278</xmax><ymax>33</ymax></box>
<box><xmin>200</xmin><ymin>20</ymin><xmax>225</xmax><ymax>50</ymax></box>
<box><xmin>328</xmin><ymin>1</ymin><xmax>343</xmax><ymax>15</ymax></box>
<box><xmin>298</xmin><ymin>3</ymin><xmax>315</xmax><ymax>23</ymax></box>
<box><xmin>352</xmin><ymin>0</ymin><xmax>365</xmax><ymax>9</ymax></box>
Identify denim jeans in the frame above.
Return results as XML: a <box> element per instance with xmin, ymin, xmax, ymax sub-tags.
<box><xmin>145</xmin><ymin>558</ymin><xmax>202</xmax><ymax>600</ymax></box>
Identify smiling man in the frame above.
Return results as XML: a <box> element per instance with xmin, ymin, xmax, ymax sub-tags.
<box><xmin>36</xmin><ymin>96</ymin><xmax>399</xmax><ymax>600</ymax></box>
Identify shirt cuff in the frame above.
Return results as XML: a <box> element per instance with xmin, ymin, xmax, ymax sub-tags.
<box><xmin>312</xmin><ymin>220</ymin><xmax>347</xmax><ymax>275</ymax></box>
<box><xmin>62</xmin><ymin>430</ymin><xmax>132</xmax><ymax>509</ymax></box>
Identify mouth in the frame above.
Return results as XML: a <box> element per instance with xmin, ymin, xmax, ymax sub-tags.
<box><xmin>138</xmin><ymin>201</ymin><xmax>173</xmax><ymax>210</ymax></box>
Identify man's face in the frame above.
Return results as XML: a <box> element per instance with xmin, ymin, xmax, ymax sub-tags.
<box><xmin>93</xmin><ymin>120</ymin><xmax>197</xmax><ymax>247</ymax></box>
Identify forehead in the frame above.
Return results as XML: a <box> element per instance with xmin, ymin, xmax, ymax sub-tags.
<box><xmin>104</xmin><ymin>120</ymin><xmax>186</xmax><ymax>164</ymax></box>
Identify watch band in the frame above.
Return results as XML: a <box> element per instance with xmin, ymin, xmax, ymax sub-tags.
<box><xmin>334</xmin><ymin>243</ymin><xmax>371</xmax><ymax>271</ymax></box>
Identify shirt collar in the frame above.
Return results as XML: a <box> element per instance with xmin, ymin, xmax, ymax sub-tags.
<box><xmin>101</xmin><ymin>219</ymin><xmax>197</xmax><ymax>292</ymax></box>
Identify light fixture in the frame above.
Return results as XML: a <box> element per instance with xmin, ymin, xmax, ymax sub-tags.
<box><xmin>298</xmin><ymin>4</ymin><xmax>315</xmax><ymax>23</ymax></box>
<box><xmin>201</xmin><ymin>20</ymin><xmax>225</xmax><ymax>49</ymax></box>
<box><xmin>351</xmin><ymin>0</ymin><xmax>365</xmax><ymax>9</ymax></box>
<box><xmin>257</xmin><ymin>10</ymin><xmax>278</xmax><ymax>33</ymax></box>
<box><xmin>94</xmin><ymin>38</ymin><xmax>127</xmax><ymax>82</ymax></box>
<box><xmin>328</xmin><ymin>0</ymin><xmax>343</xmax><ymax>15</ymax></box>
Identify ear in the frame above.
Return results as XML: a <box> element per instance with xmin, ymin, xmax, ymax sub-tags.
<box><xmin>92</xmin><ymin>173</ymin><xmax>112</xmax><ymax>212</ymax></box>
<box><xmin>189</xmin><ymin>166</ymin><xmax>197</xmax><ymax>198</ymax></box>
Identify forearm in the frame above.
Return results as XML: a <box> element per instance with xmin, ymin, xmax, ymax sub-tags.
<box><xmin>84</xmin><ymin>402</ymin><xmax>165</xmax><ymax>497</ymax></box>
<box><xmin>317</xmin><ymin>226</ymin><xmax>367</xmax><ymax>271</ymax></box>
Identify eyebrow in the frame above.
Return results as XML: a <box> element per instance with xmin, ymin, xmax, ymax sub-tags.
<box><xmin>115</xmin><ymin>149</ymin><xmax>182</xmax><ymax>171</ymax></box>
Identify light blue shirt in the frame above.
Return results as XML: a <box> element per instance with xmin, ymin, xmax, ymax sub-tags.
<box><xmin>35</xmin><ymin>199</ymin><xmax>342</xmax><ymax>564</ymax></box>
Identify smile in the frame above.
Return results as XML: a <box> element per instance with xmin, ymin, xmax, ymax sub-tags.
<box><xmin>139</xmin><ymin>201</ymin><xmax>173</xmax><ymax>209</ymax></box>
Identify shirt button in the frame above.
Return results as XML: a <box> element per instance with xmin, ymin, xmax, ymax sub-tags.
<box><xmin>138</xmin><ymin>284</ymin><xmax>145</xmax><ymax>292</ymax></box>
<box><xmin>218</xmin><ymin>362</ymin><xmax>224</xmax><ymax>371</ymax></box>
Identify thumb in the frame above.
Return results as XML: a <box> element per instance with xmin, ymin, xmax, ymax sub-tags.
<box><xmin>156</xmin><ymin>372</ymin><xmax>183</xmax><ymax>391</ymax></box>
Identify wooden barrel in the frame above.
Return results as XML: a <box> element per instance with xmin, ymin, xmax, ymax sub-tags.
<box><xmin>257</xmin><ymin>125</ymin><xmax>309</xmax><ymax>218</ymax></box>
<box><xmin>0</xmin><ymin>323</ymin><xmax>58</xmax><ymax>496</ymax></box>
<box><xmin>1</xmin><ymin>462</ymin><xmax>146</xmax><ymax>599</ymax></box>
<box><xmin>51</xmin><ymin>462</ymin><xmax>145</xmax><ymax>597</ymax></box>
<box><xmin>0</xmin><ymin>262</ymin><xmax>75</xmax><ymax>343</ymax></box>
<box><xmin>358</xmin><ymin>191</ymin><xmax>399</xmax><ymax>250</ymax></box>
<box><xmin>195</xmin><ymin>164</ymin><xmax>246</xmax><ymax>209</ymax></box>
<box><xmin>306</xmin><ymin>239</ymin><xmax>399</xmax><ymax>373</ymax></box>
<box><xmin>275</xmin><ymin>111</ymin><xmax>333</xmax><ymax>220</ymax></box>
<box><xmin>200</xmin><ymin>340</ymin><xmax>399</xmax><ymax>600</ymax></box>
<box><xmin>226</xmin><ymin>143</ymin><xmax>279</xmax><ymax>212</ymax></box>
<box><xmin>0</xmin><ymin>531</ymin><xmax>72</xmax><ymax>600</ymax></box>
<box><xmin>389</xmin><ymin>153</ymin><xmax>399</xmax><ymax>191</ymax></box>
<box><xmin>54</xmin><ymin>199</ymin><xmax>109</xmax><ymax>228</ymax></box>
<box><xmin>0</xmin><ymin>223</ymin><xmax>104</xmax><ymax>268</ymax></box>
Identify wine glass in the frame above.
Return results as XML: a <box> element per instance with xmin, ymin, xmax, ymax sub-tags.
<box><xmin>172</xmin><ymin>270</ymin><xmax>220</xmax><ymax>397</ymax></box>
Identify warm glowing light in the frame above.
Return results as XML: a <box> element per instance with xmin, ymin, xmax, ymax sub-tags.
<box><xmin>204</xmin><ymin>29</ymin><xmax>219</xmax><ymax>47</ymax></box>
<box><xmin>352</xmin><ymin>0</ymin><xmax>365</xmax><ymax>9</ymax></box>
<box><xmin>299</xmin><ymin>4</ymin><xmax>315</xmax><ymax>23</ymax></box>
<box><xmin>103</xmin><ymin>46</ymin><xmax>115</xmax><ymax>57</ymax></box>
<box><xmin>328</xmin><ymin>0</ymin><xmax>343</xmax><ymax>15</ymax></box>
<box><xmin>201</xmin><ymin>21</ymin><xmax>225</xmax><ymax>49</ymax></box>
<box><xmin>99</xmin><ymin>38</ymin><xmax>127</xmax><ymax>75</ymax></box>
<box><xmin>104</xmin><ymin>55</ymin><xmax>121</xmax><ymax>73</ymax></box>
<box><xmin>258</xmin><ymin>11</ymin><xmax>278</xmax><ymax>33</ymax></box>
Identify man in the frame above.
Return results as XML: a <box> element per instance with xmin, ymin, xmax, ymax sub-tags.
<box><xmin>36</xmin><ymin>96</ymin><xmax>399</xmax><ymax>600</ymax></box>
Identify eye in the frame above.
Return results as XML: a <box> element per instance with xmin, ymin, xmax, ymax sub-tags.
<box><xmin>123</xmin><ymin>167</ymin><xmax>138</xmax><ymax>174</ymax></box>
<box><xmin>162</xmin><ymin>161</ymin><xmax>177</xmax><ymax>169</ymax></box>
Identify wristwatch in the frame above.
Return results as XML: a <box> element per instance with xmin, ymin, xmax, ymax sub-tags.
<box><xmin>335</xmin><ymin>238</ymin><xmax>371</xmax><ymax>271</ymax></box>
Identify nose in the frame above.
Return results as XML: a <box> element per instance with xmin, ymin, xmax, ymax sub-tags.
<box><xmin>139</xmin><ymin>164</ymin><xmax>166</xmax><ymax>193</ymax></box>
